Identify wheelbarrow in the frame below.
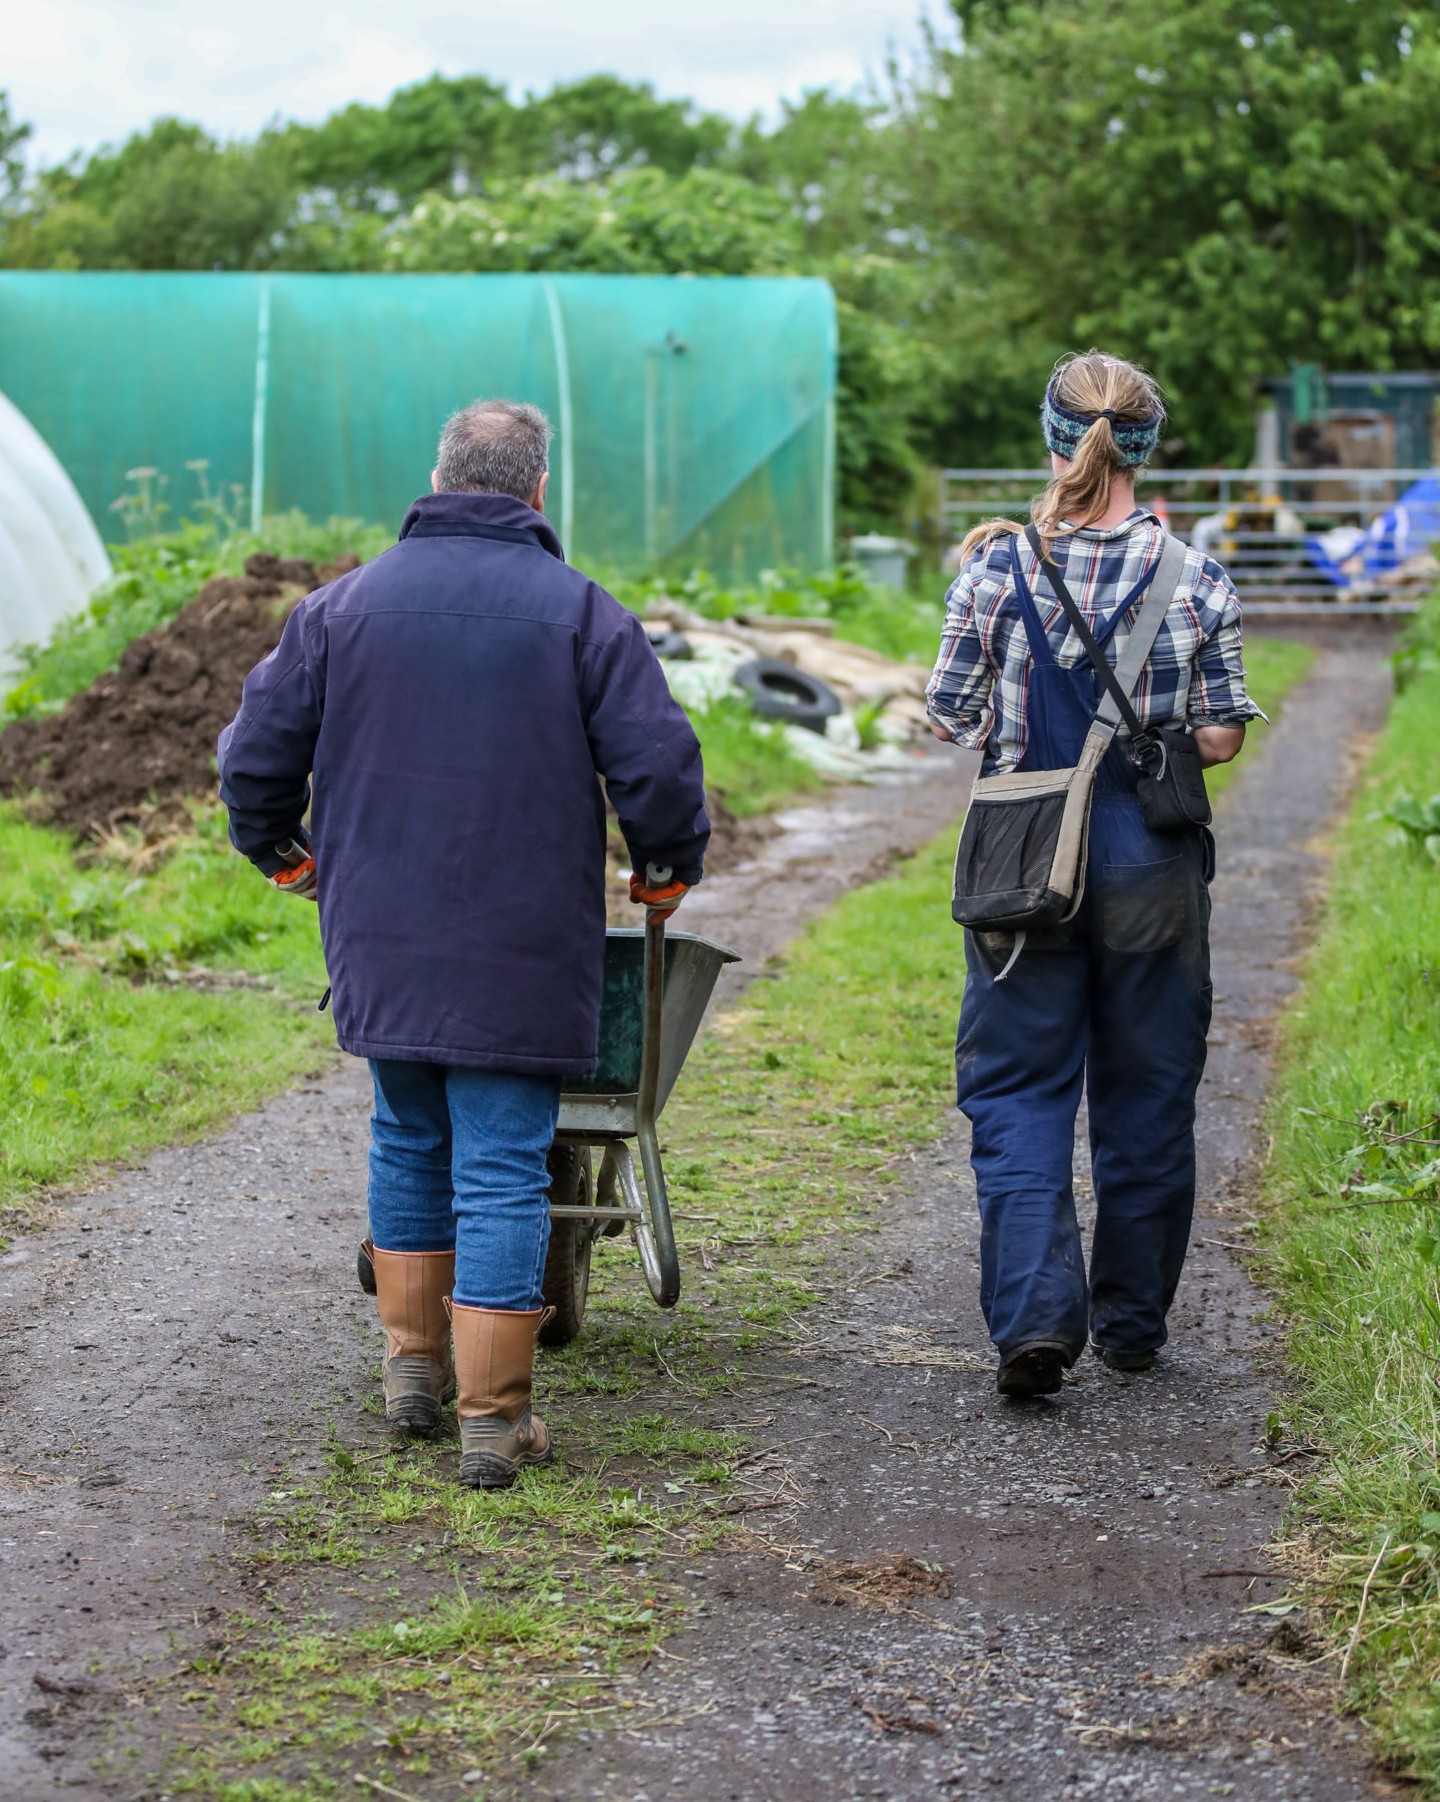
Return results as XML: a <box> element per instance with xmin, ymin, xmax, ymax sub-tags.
<box><xmin>539</xmin><ymin>913</ymin><xmax>739</xmax><ymax>1345</ymax></box>
<box><xmin>355</xmin><ymin>914</ymin><xmax>739</xmax><ymax>1347</ymax></box>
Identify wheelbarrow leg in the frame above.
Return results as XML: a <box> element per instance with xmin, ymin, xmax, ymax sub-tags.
<box><xmin>632</xmin><ymin>909</ymin><xmax>681</xmax><ymax>1307</ymax></box>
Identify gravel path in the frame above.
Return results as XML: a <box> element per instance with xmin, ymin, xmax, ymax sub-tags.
<box><xmin>0</xmin><ymin>750</ymin><xmax>966</xmax><ymax>1798</ymax></box>
<box><xmin>523</xmin><ymin>646</ymin><xmax>1397</xmax><ymax>1802</ymax></box>
<box><xmin>0</xmin><ymin>651</ymin><xmax>1400</xmax><ymax>1799</ymax></box>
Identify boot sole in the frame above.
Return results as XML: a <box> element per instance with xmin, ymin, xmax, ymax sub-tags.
<box><xmin>387</xmin><ymin>1397</ymin><xmax>444</xmax><ymax>1436</ymax></box>
<box><xmin>459</xmin><ymin>1445</ymin><xmax>555</xmax><ymax>1491</ymax></box>
<box><xmin>997</xmin><ymin>1345</ymin><xmax>1067</xmax><ymax>1398</ymax></box>
<box><xmin>1094</xmin><ymin>1346</ymin><xmax>1157</xmax><ymax>1372</ymax></box>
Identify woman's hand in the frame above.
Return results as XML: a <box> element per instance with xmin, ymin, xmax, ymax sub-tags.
<box><xmin>1192</xmin><ymin>724</ymin><xmax>1246</xmax><ymax>768</ymax></box>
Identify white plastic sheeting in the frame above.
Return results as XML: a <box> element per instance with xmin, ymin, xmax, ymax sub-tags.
<box><xmin>0</xmin><ymin>390</ymin><xmax>111</xmax><ymax>674</ymax></box>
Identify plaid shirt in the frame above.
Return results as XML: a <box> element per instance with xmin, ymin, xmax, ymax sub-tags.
<box><xmin>926</xmin><ymin>509</ymin><xmax>1262</xmax><ymax>771</ymax></box>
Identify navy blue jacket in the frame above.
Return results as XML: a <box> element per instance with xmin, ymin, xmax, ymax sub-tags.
<box><xmin>217</xmin><ymin>493</ymin><xmax>709</xmax><ymax>1076</ymax></box>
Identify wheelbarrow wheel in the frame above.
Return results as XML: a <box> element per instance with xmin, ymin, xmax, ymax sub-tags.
<box><xmin>540</xmin><ymin>1144</ymin><xmax>594</xmax><ymax>1347</ymax></box>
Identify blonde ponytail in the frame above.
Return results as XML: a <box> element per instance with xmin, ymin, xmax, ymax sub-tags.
<box><xmin>960</xmin><ymin>352</ymin><xmax>1165</xmax><ymax>567</ymax></box>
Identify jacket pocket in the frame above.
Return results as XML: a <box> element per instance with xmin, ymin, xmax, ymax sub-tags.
<box><xmin>1101</xmin><ymin>854</ymin><xmax>1190</xmax><ymax>954</ymax></box>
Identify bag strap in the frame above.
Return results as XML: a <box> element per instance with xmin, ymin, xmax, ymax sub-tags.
<box><xmin>1023</xmin><ymin>524</ymin><xmax>1188</xmax><ymax>739</ymax></box>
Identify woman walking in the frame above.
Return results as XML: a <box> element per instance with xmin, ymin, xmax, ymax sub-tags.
<box><xmin>927</xmin><ymin>352</ymin><xmax>1261</xmax><ymax>1398</ymax></box>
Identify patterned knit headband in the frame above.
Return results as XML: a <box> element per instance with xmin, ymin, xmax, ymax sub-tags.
<box><xmin>1042</xmin><ymin>376</ymin><xmax>1162</xmax><ymax>468</ymax></box>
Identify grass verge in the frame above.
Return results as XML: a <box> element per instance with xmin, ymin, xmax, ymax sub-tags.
<box><xmin>0</xmin><ymin>805</ymin><xmax>334</xmax><ymax>1234</ymax></box>
<box><xmin>1262</xmin><ymin>609</ymin><xmax>1440</xmax><ymax>1788</ymax></box>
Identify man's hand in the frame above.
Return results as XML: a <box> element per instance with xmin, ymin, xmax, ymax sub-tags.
<box><xmin>629</xmin><ymin>862</ymin><xmax>688</xmax><ymax>916</ymax></box>
<box><xmin>270</xmin><ymin>838</ymin><xmax>317</xmax><ymax>901</ymax></box>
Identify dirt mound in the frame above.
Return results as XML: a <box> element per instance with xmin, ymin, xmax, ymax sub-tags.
<box><xmin>1</xmin><ymin>549</ymin><xmax>776</xmax><ymax>883</ymax></box>
<box><xmin>0</xmin><ymin>553</ymin><xmax>358</xmax><ymax>840</ymax></box>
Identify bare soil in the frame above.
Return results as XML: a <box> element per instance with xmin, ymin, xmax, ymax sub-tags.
<box><xmin>0</xmin><ymin>552</ymin><xmax>788</xmax><ymax>896</ymax></box>
<box><xmin>0</xmin><ymin>650</ymin><xmax>1402</xmax><ymax>1800</ymax></box>
<box><xmin>0</xmin><ymin>554</ymin><xmax>359</xmax><ymax>839</ymax></box>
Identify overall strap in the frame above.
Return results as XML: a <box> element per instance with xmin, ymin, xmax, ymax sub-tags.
<box><xmin>1023</xmin><ymin>524</ymin><xmax>1188</xmax><ymax>739</ymax></box>
<box><xmin>1007</xmin><ymin>534</ymin><xmax>1058</xmax><ymax>668</ymax></box>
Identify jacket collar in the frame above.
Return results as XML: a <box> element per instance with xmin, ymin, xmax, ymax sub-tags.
<box><xmin>398</xmin><ymin>491</ymin><xmax>565</xmax><ymax>561</ymax></box>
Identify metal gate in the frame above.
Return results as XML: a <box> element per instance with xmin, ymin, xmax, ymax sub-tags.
<box><xmin>941</xmin><ymin>466</ymin><xmax>1437</xmax><ymax>611</ymax></box>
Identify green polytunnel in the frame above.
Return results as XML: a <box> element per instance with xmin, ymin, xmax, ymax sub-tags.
<box><xmin>0</xmin><ymin>272</ymin><xmax>837</xmax><ymax>579</ymax></box>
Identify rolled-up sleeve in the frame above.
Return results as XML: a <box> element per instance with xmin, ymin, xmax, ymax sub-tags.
<box><xmin>1188</xmin><ymin>573</ymin><xmax>1267</xmax><ymax>728</ymax></box>
<box><xmin>926</xmin><ymin>570</ymin><xmax>996</xmax><ymax>749</ymax></box>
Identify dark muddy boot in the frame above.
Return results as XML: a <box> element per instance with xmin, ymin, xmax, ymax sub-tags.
<box><xmin>448</xmin><ymin>1302</ymin><xmax>555</xmax><ymax>1490</ymax></box>
<box><xmin>1091</xmin><ymin>1341</ymin><xmax>1157</xmax><ymax>1372</ymax></box>
<box><xmin>997</xmin><ymin>1341</ymin><xmax>1067</xmax><ymax>1398</ymax></box>
<box><xmin>371</xmin><ymin>1245</ymin><xmax>456</xmax><ymax>1435</ymax></box>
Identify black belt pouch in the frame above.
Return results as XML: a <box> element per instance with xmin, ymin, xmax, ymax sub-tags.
<box><xmin>1135</xmin><ymin>724</ymin><xmax>1213</xmax><ymax>832</ymax></box>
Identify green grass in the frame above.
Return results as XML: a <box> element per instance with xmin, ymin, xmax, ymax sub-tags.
<box><xmin>685</xmin><ymin>695</ymin><xmax>826</xmax><ymax>817</ymax></box>
<box><xmin>0</xmin><ymin>805</ymin><xmax>333</xmax><ymax>1229</ymax></box>
<box><xmin>1262</xmin><ymin>606</ymin><xmax>1440</xmax><ymax>1787</ymax></box>
<box><xmin>611</xmin><ymin>562</ymin><xmax>944</xmax><ymax>664</ymax></box>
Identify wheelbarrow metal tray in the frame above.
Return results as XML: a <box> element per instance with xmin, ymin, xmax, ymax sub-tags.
<box><xmin>557</xmin><ymin>928</ymin><xmax>738</xmax><ymax>1137</ymax></box>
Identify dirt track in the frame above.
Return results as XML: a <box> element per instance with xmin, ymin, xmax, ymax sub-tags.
<box><xmin>528</xmin><ymin>645</ymin><xmax>1397</xmax><ymax>1802</ymax></box>
<box><xmin>0</xmin><ymin>650</ymin><xmax>1398</xmax><ymax>1799</ymax></box>
<box><xmin>0</xmin><ymin>747</ymin><xmax>965</xmax><ymax>1798</ymax></box>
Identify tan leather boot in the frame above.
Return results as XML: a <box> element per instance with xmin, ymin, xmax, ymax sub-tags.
<box><xmin>370</xmin><ymin>1243</ymin><xmax>456</xmax><ymax>1435</ymax></box>
<box><xmin>448</xmin><ymin>1301</ymin><xmax>555</xmax><ymax>1490</ymax></box>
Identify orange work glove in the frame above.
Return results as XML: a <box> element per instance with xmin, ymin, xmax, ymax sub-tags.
<box><xmin>270</xmin><ymin>837</ymin><xmax>318</xmax><ymax>902</ymax></box>
<box><xmin>628</xmin><ymin>862</ymin><xmax>688</xmax><ymax>916</ymax></box>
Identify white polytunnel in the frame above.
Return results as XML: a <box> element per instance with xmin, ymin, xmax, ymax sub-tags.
<box><xmin>0</xmin><ymin>389</ymin><xmax>111</xmax><ymax>676</ymax></box>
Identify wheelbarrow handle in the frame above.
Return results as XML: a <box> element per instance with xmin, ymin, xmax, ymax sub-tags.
<box><xmin>635</xmin><ymin>907</ymin><xmax>681</xmax><ymax>1307</ymax></box>
<box><xmin>638</xmin><ymin>907</ymin><xmax>665</xmax><ymax>1126</ymax></box>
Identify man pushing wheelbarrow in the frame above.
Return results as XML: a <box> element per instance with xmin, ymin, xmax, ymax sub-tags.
<box><xmin>217</xmin><ymin>399</ymin><xmax>709</xmax><ymax>1490</ymax></box>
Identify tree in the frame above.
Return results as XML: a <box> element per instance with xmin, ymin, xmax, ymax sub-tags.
<box><xmin>916</xmin><ymin>0</ymin><xmax>1440</xmax><ymax>463</ymax></box>
<box><xmin>380</xmin><ymin>166</ymin><xmax>799</xmax><ymax>275</ymax></box>
<box><xmin>0</xmin><ymin>92</ymin><xmax>30</xmax><ymax>204</ymax></box>
<box><xmin>2</xmin><ymin>119</ymin><xmax>291</xmax><ymax>269</ymax></box>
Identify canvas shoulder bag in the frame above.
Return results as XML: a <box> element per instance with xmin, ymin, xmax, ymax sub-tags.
<box><xmin>950</xmin><ymin>527</ymin><xmax>1188</xmax><ymax>944</ymax></box>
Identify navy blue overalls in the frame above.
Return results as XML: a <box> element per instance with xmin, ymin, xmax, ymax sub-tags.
<box><xmin>955</xmin><ymin>536</ymin><xmax>1212</xmax><ymax>1363</ymax></box>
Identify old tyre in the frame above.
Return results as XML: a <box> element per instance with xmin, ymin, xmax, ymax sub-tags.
<box><xmin>540</xmin><ymin>1143</ymin><xmax>595</xmax><ymax>1347</ymax></box>
<box><xmin>732</xmin><ymin>658</ymin><xmax>842</xmax><ymax>734</ymax></box>
<box><xmin>644</xmin><ymin>624</ymin><xmax>692</xmax><ymax>661</ymax></box>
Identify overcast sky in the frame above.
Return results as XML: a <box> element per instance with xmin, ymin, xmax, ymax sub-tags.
<box><xmin>8</xmin><ymin>0</ymin><xmax>952</xmax><ymax>166</ymax></box>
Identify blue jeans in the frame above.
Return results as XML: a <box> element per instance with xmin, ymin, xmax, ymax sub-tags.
<box><xmin>367</xmin><ymin>1060</ymin><xmax>561</xmax><ymax>1310</ymax></box>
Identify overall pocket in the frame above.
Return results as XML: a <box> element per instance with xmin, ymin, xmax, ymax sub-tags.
<box><xmin>1101</xmin><ymin>853</ymin><xmax>1191</xmax><ymax>954</ymax></box>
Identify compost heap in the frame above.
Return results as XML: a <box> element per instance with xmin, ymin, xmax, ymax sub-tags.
<box><xmin>0</xmin><ymin>552</ymin><xmax>357</xmax><ymax>839</ymax></box>
<box><xmin>0</xmin><ymin>552</ymin><xmax>761</xmax><ymax>883</ymax></box>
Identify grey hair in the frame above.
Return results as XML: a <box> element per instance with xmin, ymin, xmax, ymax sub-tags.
<box><xmin>434</xmin><ymin>398</ymin><xmax>552</xmax><ymax>500</ymax></box>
